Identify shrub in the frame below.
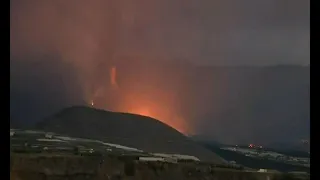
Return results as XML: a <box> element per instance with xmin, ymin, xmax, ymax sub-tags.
<box><xmin>124</xmin><ymin>162</ymin><xmax>135</xmax><ymax>176</ymax></box>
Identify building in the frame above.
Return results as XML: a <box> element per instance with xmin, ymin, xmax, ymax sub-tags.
<box><xmin>258</xmin><ymin>169</ymin><xmax>267</xmax><ymax>173</ymax></box>
<box><xmin>45</xmin><ymin>133</ymin><xmax>54</xmax><ymax>139</ymax></box>
<box><xmin>139</xmin><ymin>157</ymin><xmax>165</xmax><ymax>162</ymax></box>
<box><xmin>163</xmin><ymin>157</ymin><xmax>178</xmax><ymax>164</ymax></box>
<box><xmin>152</xmin><ymin>153</ymin><xmax>200</xmax><ymax>162</ymax></box>
<box><xmin>137</xmin><ymin>156</ymin><xmax>177</xmax><ymax>163</ymax></box>
<box><xmin>78</xmin><ymin>147</ymin><xmax>95</xmax><ymax>154</ymax></box>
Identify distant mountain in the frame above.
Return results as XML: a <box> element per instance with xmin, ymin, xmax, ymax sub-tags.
<box><xmin>34</xmin><ymin>106</ymin><xmax>226</xmax><ymax>164</ymax></box>
<box><xmin>266</xmin><ymin>141</ymin><xmax>310</xmax><ymax>152</ymax></box>
<box><xmin>181</xmin><ymin>65</ymin><xmax>310</xmax><ymax>145</ymax></box>
<box><xmin>101</xmin><ymin>63</ymin><xmax>310</xmax><ymax>145</ymax></box>
<box><xmin>190</xmin><ymin>135</ymin><xmax>224</xmax><ymax>146</ymax></box>
<box><xmin>11</xmin><ymin>58</ymin><xmax>310</xmax><ymax>145</ymax></box>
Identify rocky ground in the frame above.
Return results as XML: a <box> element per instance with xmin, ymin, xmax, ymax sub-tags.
<box><xmin>10</xmin><ymin>153</ymin><xmax>308</xmax><ymax>180</ymax></box>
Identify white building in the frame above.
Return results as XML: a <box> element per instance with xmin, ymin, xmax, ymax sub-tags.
<box><xmin>258</xmin><ymin>169</ymin><xmax>267</xmax><ymax>173</ymax></box>
<box><xmin>152</xmin><ymin>153</ymin><xmax>200</xmax><ymax>162</ymax></box>
<box><xmin>139</xmin><ymin>157</ymin><xmax>165</xmax><ymax>162</ymax></box>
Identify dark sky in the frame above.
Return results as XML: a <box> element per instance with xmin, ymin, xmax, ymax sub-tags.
<box><xmin>11</xmin><ymin>0</ymin><xmax>309</xmax><ymax>65</ymax></box>
<box><xmin>10</xmin><ymin>0</ymin><xmax>310</xmax><ymax>145</ymax></box>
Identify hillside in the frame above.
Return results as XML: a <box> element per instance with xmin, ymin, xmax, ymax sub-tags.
<box><xmin>34</xmin><ymin>106</ymin><xmax>226</xmax><ymax>164</ymax></box>
<box><xmin>11</xmin><ymin>60</ymin><xmax>310</xmax><ymax>144</ymax></box>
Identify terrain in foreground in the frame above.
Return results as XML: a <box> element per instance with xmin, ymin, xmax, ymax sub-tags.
<box><xmin>11</xmin><ymin>153</ymin><xmax>308</xmax><ymax>180</ymax></box>
<box><xmin>10</xmin><ymin>128</ymin><xmax>309</xmax><ymax>180</ymax></box>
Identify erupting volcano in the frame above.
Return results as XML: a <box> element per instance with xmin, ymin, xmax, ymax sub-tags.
<box><xmin>90</xmin><ymin>65</ymin><xmax>192</xmax><ymax>135</ymax></box>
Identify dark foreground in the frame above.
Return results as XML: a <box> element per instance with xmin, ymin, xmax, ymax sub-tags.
<box><xmin>10</xmin><ymin>153</ymin><xmax>309</xmax><ymax>180</ymax></box>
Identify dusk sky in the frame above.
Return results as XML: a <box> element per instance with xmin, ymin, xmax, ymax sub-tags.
<box><xmin>11</xmin><ymin>0</ymin><xmax>309</xmax><ymax>65</ymax></box>
<box><xmin>10</xmin><ymin>0</ymin><xmax>310</xmax><ymax>145</ymax></box>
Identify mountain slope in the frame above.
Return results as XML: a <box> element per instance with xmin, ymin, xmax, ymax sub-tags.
<box><xmin>35</xmin><ymin>106</ymin><xmax>226</xmax><ymax>164</ymax></box>
<box><xmin>11</xmin><ymin>59</ymin><xmax>310</xmax><ymax>145</ymax></box>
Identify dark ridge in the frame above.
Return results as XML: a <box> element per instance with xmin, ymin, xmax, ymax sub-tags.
<box><xmin>35</xmin><ymin>106</ymin><xmax>226</xmax><ymax>164</ymax></box>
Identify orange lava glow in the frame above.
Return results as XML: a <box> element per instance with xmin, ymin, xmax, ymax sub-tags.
<box><xmin>120</xmin><ymin>92</ymin><xmax>192</xmax><ymax>134</ymax></box>
<box><xmin>91</xmin><ymin>65</ymin><xmax>193</xmax><ymax>135</ymax></box>
<box><xmin>127</xmin><ymin>107</ymin><xmax>189</xmax><ymax>134</ymax></box>
<box><xmin>110</xmin><ymin>66</ymin><xmax>118</xmax><ymax>89</ymax></box>
<box><xmin>130</xmin><ymin>107</ymin><xmax>152</xmax><ymax>117</ymax></box>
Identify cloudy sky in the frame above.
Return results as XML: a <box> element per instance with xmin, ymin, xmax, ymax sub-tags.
<box><xmin>10</xmin><ymin>0</ymin><xmax>310</xmax><ymax>144</ymax></box>
<box><xmin>11</xmin><ymin>0</ymin><xmax>309</xmax><ymax>66</ymax></box>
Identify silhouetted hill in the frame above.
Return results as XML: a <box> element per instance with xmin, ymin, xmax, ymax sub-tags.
<box><xmin>266</xmin><ymin>141</ymin><xmax>310</xmax><ymax>152</ymax></box>
<box><xmin>35</xmin><ymin>106</ymin><xmax>226</xmax><ymax>164</ymax></box>
<box><xmin>11</xmin><ymin>59</ymin><xmax>310</xmax><ymax>145</ymax></box>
